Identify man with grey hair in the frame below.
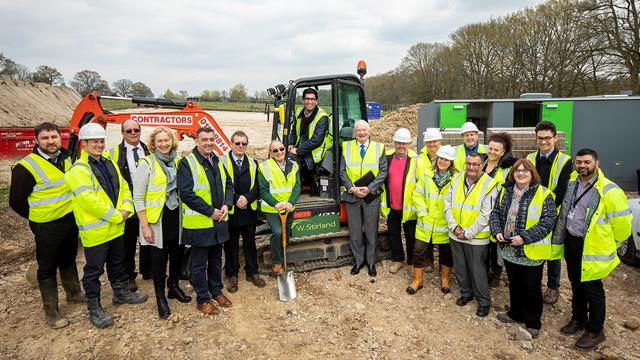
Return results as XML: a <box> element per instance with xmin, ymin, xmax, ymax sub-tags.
<box><xmin>340</xmin><ymin>120</ymin><xmax>388</xmax><ymax>277</ymax></box>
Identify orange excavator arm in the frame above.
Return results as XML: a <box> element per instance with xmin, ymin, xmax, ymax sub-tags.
<box><xmin>68</xmin><ymin>93</ymin><xmax>230</xmax><ymax>160</ymax></box>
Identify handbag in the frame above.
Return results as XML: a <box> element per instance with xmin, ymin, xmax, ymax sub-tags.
<box><xmin>179</xmin><ymin>246</ymin><xmax>192</xmax><ymax>280</ymax></box>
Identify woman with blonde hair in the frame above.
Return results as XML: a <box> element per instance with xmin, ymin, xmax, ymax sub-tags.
<box><xmin>133</xmin><ymin>126</ymin><xmax>191</xmax><ymax>319</ymax></box>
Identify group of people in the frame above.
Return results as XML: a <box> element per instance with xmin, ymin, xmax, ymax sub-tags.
<box><xmin>368</xmin><ymin>120</ymin><xmax>630</xmax><ymax>351</ymax></box>
<box><xmin>9</xmin><ymin>107</ymin><xmax>632</xmax><ymax>351</ymax></box>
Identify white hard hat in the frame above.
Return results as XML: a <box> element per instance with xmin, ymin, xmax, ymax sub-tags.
<box><xmin>78</xmin><ymin>123</ymin><xmax>107</xmax><ymax>140</ymax></box>
<box><xmin>460</xmin><ymin>122</ymin><xmax>479</xmax><ymax>134</ymax></box>
<box><xmin>423</xmin><ymin>128</ymin><xmax>442</xmax><ymax>142</ymax></box>
<box><xmin>393</xmin><ymin>128</ymin><xmax>412</xmax><ymax>143</ymax></box>
<box><xmin>436</xmin><ymin>144</ymin><xmax>456</xmax><ymax>161</ymax></box>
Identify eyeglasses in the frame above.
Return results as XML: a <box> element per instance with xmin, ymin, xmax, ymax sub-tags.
<box><xmin>514</xmin><ymin>169</ymin><xmax>531</xmax><ymax>174</ymax></box>
<box><xmin>536</xmin><ymin>136</ymin><xmax>554</xmax><ymax>142</ymax></box>
<box><xmin>234</xmin><ymin>142</ymin><xmax>247</xmax><ymax>146</ymax></box>
<box><xmin>303</xmin><ymin>97</ymin><xmax>317</xmax><ymax>101</ymax></box>
<box><xmin>271</xmin><ymin>147</ymin><xmax>286</xmax><ymax>153</ymax></box>
<box><xmin>465</xmin><ymin>162</ymin><xmax>481</xmax><ymax>168</ymax></box>
<box><xmin>124</xmin><ymin>128</ymin><xmax>141</xmax><ymax>134</ymax></box>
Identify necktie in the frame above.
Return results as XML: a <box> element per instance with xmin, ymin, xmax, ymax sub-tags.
<box><xmin>132</xmin><ymin>147</ymin><xmax>140</xmax><ymax>165</ymax></box>
<box><xmin>48</xmin><ymin>157</ymin><xmax>57</xmax><ymax>167</ymax></box>
<box><xmin>360</xmin><ymin>144</ymin><xmax>366</xmax><ymax>159</ymax></box>
<box><xmin>236</xmin><ymin>159</ymin><xmax>242</xmax><ymax>168</ymax></box>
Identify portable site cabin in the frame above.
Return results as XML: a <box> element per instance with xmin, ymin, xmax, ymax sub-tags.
<box><xmin>416</xmin><ymin>94</ymin><xmax>640</xmax><ymax>191</ymax></box>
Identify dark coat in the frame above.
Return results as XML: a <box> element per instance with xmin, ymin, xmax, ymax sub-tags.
<box><xmin>113</xmin><ymin>140</ymin><xmax>150</xmax><ymax>192</ymax></box>
<box><xmin>533</xmin><ymin>148</ymin><xmax>573</xmax><ymax>207</ymax></box>
<box><xmin>288</xmin><ymin>106</ymin><xmax>330</xmax><ymax>169</ymax></box>
<box><xmin>177</xmin><ymin>148</ymin><xmax>234</xmax><ymax>247</ymax></box>
<box><xmin>228</xmin><ymin>156</ymin><xmax>260</xmax><ymax>227</ymax></box>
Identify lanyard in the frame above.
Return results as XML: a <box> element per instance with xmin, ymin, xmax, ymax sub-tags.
<box><xmin>571</xmin><ymin>180</ymin><xmax>595</xmax><ymax>209</ymax></box>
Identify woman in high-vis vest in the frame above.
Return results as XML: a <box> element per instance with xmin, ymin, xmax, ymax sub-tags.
<box><xmin>489</xmin><ymin>159</ymin><xmax>556</xmax><ymax>339</ymax></box>
<box><xmin>258</xmin><ymin>140</ymin><xmax>301</xmax><ymax>275</ymax></box>
<box><xmin>133</xmin><ymin>127</ymin><xmax>191</xmax><ymax>319</ymax></box>
<box><xmin>408</xmin><ymin>145</ymin><xmax>457</xmax><ymax>295</ymax></box>
<box><xmin>483</xmin><ymin>132</ymin><xmax>517</xmax><ymax>288</ymax></box>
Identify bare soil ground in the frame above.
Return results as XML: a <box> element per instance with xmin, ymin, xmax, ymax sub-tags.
<box><xmin>2</xmin><ymin>106</ymin><xmax>640</xmax><ymax>359</ymax></box>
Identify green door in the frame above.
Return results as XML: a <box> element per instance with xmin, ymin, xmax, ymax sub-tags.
<box><xmin>439</xmin><ymin>103</ymin><xmax>467</xmax><ymax>128</ymax></box>
<box><xmin>541</xmin><ymin>101</ymin><xmax>574</xmax><ymax>153</ymax></box>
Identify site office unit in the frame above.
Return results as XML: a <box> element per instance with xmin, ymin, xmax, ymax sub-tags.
<box><xmin>416</xmin><ymin>95</ymin><xmax>640</xmax><ymax>191</ymax></box>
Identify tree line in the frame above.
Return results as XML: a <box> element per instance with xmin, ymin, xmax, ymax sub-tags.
<box><xmin>365</xmin><ymin>0</ymin><xmax>640</xmax><ymax>105</ymax></box>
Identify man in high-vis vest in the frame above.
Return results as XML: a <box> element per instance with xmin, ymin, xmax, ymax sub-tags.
<box><xmin>553</xmin><ymin>149</ymin><xmax>631</xmax><ymax>351</ymax></box>
<box><xmin>222</xmin><ymin>131</ymin><xmax>265</xmax><ymax>292</ymax></box>
<box><xmin>380</xmin><ymin>128</ymin><xmax>417</xmax><ymax>275</ymax></box>
<box><xmin>340</xmin><ymin>120</ymin><xmax>388</xmax><ymax>277</ymax></box>
<box><xmin>527</xmin><ymin>121</ymin><xmax>573</xmax><ymax>305</ymax></box>
<box><xmin>444</xmin><ymin>152</ymin><xmax>497</xmax><ymax>318</ymax></box>
<box><xmin>288</xmin><ymin>88</ymin><xmax>332</xmax><ymax>195</ymax></box>
<box><xmin>65</xmin><ymin>123</ymin><xmax>148</xmax><ymax>329</ymax></box>
<box><xmin>177</xmin><ymin>127</ymin><xmax>234</xmax><ymax>316</ymax></box>
<box><xmin>9</xmin><ymin>122</ymin><xmax>84</xmax><ymax>329</ymax></box>
<box><xmin>453</xmin><ymin>122</ymin><xmax>486</xmax><ymax>171</ymax></box>
<box><xmin>106</xmin><ymin>119</ymin><xmax>152</xmax><ymax>292</ymax></box>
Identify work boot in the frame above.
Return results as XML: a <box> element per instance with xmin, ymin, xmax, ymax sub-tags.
<box><xmin>406</xmin><ymin>267</ymin><xmax>424</xmax><ymax>295</ymax></box>
<box><xmin>227</xmin><ymin>275</ymin><xmax>239</xmax><ymax>293</ymax></box>
<box><xmin>167</xmin><ymin>279</ymin><xmax>192</xmax><ymax>303</ymax></box>
<box><xmin>575</xmin><ymin>330</ymin><xmax>606</xmax><ymax>351</ymax></box>
<box><xmin>543</xmin><ymin>288</ymin><xmax>560</xmax><ymax>304</ymax></box>
<box><xmin>489</xmin><ymin>267</ymin><xmax>502</xmax><ymax>288</ymax></box>
<box><xmin>389</xmin><ymin>261</ymin><xmax>403</xmax><ymax>274</ymax></box>
<box><xmin>38</xmin><ymin>278</ymin><xmax>69</xmax><ymax>329</ymax></box>
<box><xmin>112</xmin><ymin>281</ymin><xmax>148</xmax><ymax>305</ymax></box>
<box><xmin>59</xmin><ymin>266</ymin><xmax>86</xmax><ymax>303</ymax></box>
<box><xmin>560</xmin><ymin>319</ymin><xmax>585</xmax><ymax>335</ymax></box>
<box><xmin>440</xmin><ymin>265</ymin><xmax>452</xmax><ymax>294</ymax></box>
<box><xmin>154</xmin><ymin>277</ymin><xmax>171</xmax><ymax>319</ymax></box>
<box><xmin>87</xmin><ymin>296</ymin><xmax>113</xmax><ymax>329</ymax></box>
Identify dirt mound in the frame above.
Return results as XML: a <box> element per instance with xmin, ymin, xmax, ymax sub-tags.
<box><xmin>0</xmin><ymin>80</ymin><xmax>81</xmax><ymax>127</ymax></box>
<box><xmin>370</xmin><ymin>104</ymin><xmax>422</xmax><ymax>150</ymax></box>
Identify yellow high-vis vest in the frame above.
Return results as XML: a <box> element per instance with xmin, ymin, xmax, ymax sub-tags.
<box><xmin>342</xmin><ymin>140</ymin><xmax>384</xmax><ymax>185</ymax></box>
<box><xmin>258</xmin><ymin>158</ymin><xmax>298</xmax><ymax>214</ymax></box>
<box><xmin>526</xmin><ymin>150</ymin><xmax>571</xmax><ymax>193</ymax></box>
<box><xmin>450</xmin><ymin>172</ymin><xmax>497</xmax><ymax>239</ymax></box>
<box><xmin>294</xmin><ymin>106</ymin><xmax>333</xmax><ymax>164</ymax></box>
<box><xmin>138</xmin><ymin>154</ymin><xmax>180</xmax><ymax>224</ymax></box>
<box><xmin>181</xmin><ymin>153</ymin><xmax>228</xmax><ymax>229</ymax></box>
<box><xmin>453</xmin><ymin>143</ymin><xmax>486</xmax><ymax>173</ymax></box>
<box><xmin>221</xmin><ymin>152</ymin><xmax>257</xmax><ymax>213</ymax></box>
<box><xmin>414</xmin><ymin>175</ymin><xmax>452</xmax><ymax>244</ymax></box>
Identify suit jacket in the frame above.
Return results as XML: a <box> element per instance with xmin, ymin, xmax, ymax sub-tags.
<box><xmin>339</xmin><ymin>141</ymin><xmax>388</xmax><ymax>204</ymax></box>
<box><xmin>113</xmin><ymin>140</ymin><xmax>150</xmax><ymax>192</ymax></box>
<box><xmin>228</xmin><ymin>156</ymin><xmax>260</xmax><ymax>227</ymax></box>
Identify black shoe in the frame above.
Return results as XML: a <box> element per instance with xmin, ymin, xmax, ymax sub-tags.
<box><xmin>456</xmin><ymin>296</ymin><xmax>473</xmax><ymax>306</ymax></box>
<box><xmin>350</xmin><ymin>264</ymin><xmax>363</xmax><ymax>275</ymax></box>
<box><xmin>167</xmin><ymin>279</ymin><xmax>192</xmax><ymax>303</ymax></box>
<box><xmin>575</xmin><ymin>331</ymin><xmax>606</xmax><ymax>351</ymax></box>
<box><xmin>440</xmin><ymin>287</ymin><xmax>451</xmax><ymax>294</ymax></box>
<box><xmin>87</xmin><ymin>297</ymin><xmax>113</xmax><ymax>329</ymax></box>
<box><xmin>560</xmin><ymin>319</ymin><xmax>585</xmax><ymax>335</ymax></box>
<box><xmin>156</xmin><ymin>296</ymin><xmax>171</xmax><ymax>319</ymax></box>
<box><xmin>476</xmin><ymin>306</ymin><xmax>490</xmax><ymax>317</ymax></box>
<box><xmin>368</xmin><ymin>265</ymin><xmax>377</xmax><ymax>277</ymax></box>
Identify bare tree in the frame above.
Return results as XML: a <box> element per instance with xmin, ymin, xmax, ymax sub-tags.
<box><xmin>112</xmin><ymin>79</ymin><xmax>133</xmax><ymax>97</ymax></box>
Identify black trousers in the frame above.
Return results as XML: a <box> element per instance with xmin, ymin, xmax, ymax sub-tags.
<box><xmin>387</xmin><ymin>209</ymin><xmax>416</xmax><ymax>264</ymax></box>
<box><xmin>486</xmin><ymin>241</ymin><xmax>503</xmax><ymax>273</ymax></box>
<box><xmin>123</xmin><ymin>216</ymin><xmax>152</xmax><ymax>280</ymax></box>
<box><xmin>29</xmin><ymin>212</ymin><xmax>79</xmax><ymax>280</ymax></box>
<box><xmin>413</xmin><ymin>238</ymin><xmax>453</xmax><ymax>268</ymax></box>
<box><xmin>565</xmin><ymin>233</ymin><xmax>606</xmax><ymax>332</ymax></box>
<box><xmin>224</xmin><ymin>224</ymin><xmax>259</xmax><ymax>277</ymax></box>
<box><xmin>504</xmin><ymin>260</ymin><xmax>544</xmax><ymax>330</ymax></box>
<box><xmin>149</xmin><ymin>207</ymin><xmax>183</xmax><ymax>283</ymax></box>
<box><xmin>82</xmin><ymin>235</ymin><xmax>127</xmax><ymax>299</ymax></box>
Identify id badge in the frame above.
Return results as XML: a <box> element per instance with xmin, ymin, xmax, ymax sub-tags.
<box><xmin>567</xmin><ymin>209</ymin><xmax>575</xmax><ymax>220</ymax></box>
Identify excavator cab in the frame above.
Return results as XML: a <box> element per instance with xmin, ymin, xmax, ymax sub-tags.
<box><xmin>259</xmin><ymin>64</ymin><xmax>390</xmax><ymax>273</ymax></box>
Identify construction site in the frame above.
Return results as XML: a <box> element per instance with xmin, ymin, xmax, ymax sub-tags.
<box><xmin>1</xmin><ymin>77</ymin><xmax>640</xmax><ymax>359</ymax></box>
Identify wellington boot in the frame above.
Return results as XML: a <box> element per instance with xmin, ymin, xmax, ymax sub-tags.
<box><xmin>87</xmin><ymin>297</ymin><xmax>113</xmax><ymax>329</ymax></box>
<box><xmin>440</xmin><ymin>265</ymin><xmax>452</xmax><ymax>293</ymax></box>
<box><xmin>59</xmin><ymin>266</ymin><xmax>86</xmax><ymax>303</ymax></box>
<box><xmin>406</xmin><ymin>267</ymin><xmax>425</xmax><ymax>295</ymax></box>
<box><xmin>38</xmin><ymin>278</ymin><xmax>69</xmax><ymax>329</ymax></box>
<box><xmin>154</xmin><ymin>277</ymin><xmax>171</xmax><ymax>319</ymax></box>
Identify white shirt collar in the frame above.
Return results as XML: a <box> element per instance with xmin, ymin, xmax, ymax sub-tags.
<box><xmin>231</xmin><ymin>152</ymin><xmax>244</xmax><ymax>162</ymax></box>
<box><xmin>358</xmin><ymin>140</ymin><xmax>370</xmax><ymax>148</ymax></box>
<box><xmin>36</xmin><ymin>147</ymin><xmax>59</xmax><ymax>160</ymax></box>
<box><xmin>123</xmin><ymin>142</ymin><xmax>142</xmax><ymax>151</ymax></box>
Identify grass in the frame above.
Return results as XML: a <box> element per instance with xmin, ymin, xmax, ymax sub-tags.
<box><xmin>98</xmin><ymin>99</ymin><xmax>268</xmax><ymax>112</ymax></box>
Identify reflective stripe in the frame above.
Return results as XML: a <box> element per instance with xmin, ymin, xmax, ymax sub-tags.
<box><xmin>528</xmin><ymin>213</ymin><xmax>541</xmax><ymax>221</ymax></box>
<box><xmin>602</xmin><ymin>183</ymin><xmax>619</xmax><ymax>195</ymax></box>
<box><xmin>33</xmin><ymin>177</ymin><xmax>65</xmax><ymax>191</ymax></box>
<box><xmin>28</xmin><ymin>193</ymin><xmax>71</xmax><ymax>206</ymax></box>
<box><xmin>145</xmin><ymin>201</ymin><xmax>164</xmax><ymax>207</ymax></box>
<box><xmin>403</xmin><ymin>205</ymin><xmax>416</xmax><ymax>211</ymax></box>
<box><xmin>607</xmin><ymin>209</ymin><xmax>632</xmax><ymax>218</ymax></box>
<box><xmin>270</xmin><ymin>187</ymin><xmax>294</xmax><ymax>194</ymax></box>
<box><xmin>73</xmin><ymin>185</ymin><xmax>94</xmax><ymax>196</ymax></box>
<box><xmin>426</xmin><ymin>193</ymin><xmax>438</xmax><ymax>199</ymax></box>
<box><xmin>78</xmin><ymin>219</ymin><xmax>108</xmax><ymax>231</ymax></box>
<box><xmin>183</xmin><ymin>209</ymin><xmax>206</xmax><ymax>216</ymax></box>
<box><xmin>101</xmin><ymin>208</ymin><xmax>116</xmax><ymax>222</ymax></box>
<box><xmin>583</xmin><ymin>253</ymin><xmax>616</xmax><ymax>262</ymax></box>
<box><xmin>122</xmin><ymin>199</ymin><xmax>133</xmax><ymax>205</ymax></box>
<box><xmin>596</xmin><ymin>215</ymin><xmax>609</xmax><ymax>225</ymax></box>
<box><xmin>417</xmin><ymin>221</ymin><xmax>448</xmax><ymax>233</ymax></box>
<box><xmin>414</xmin><ymin>186</ymin><xmax>424</xmax><ymax>195</ymax></box>
<box><xmin>536</xmin><ymin>237</ymin><xmax>552</xmax><ymax>245</ymax></box>
<box><xmin>23</xmin><ymin>156</ymin><xmax>50</xmax><ymax>183</ymax></box>
<box><xmin>186</xmin><ymin>156</ymin><xmax>208</xmax><ymax>190</ymax></box>
<box><xmin>147</xmin><ymin>184</ymin><xmax>165</xmax><ymax>191</ymax></box>
<box><xmin>416</xmin><ymin>208</ymin><xmax>428</xmax><ymax>215</ymax></box>
<box><xmin>452</xmin><ymin>203</ymin><xmax>482</xmax><ymax>211</ymax></box>
<box><xmin>551</xmin><ymin>153</ymin><xmax>569</xmax><ymax>188</ymax></box>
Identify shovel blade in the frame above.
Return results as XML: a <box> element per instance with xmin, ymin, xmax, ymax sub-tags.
<box><xmin>277</xmin><ymin>271</ymin><xmax>296</xmax><ymax>301</ymax></box>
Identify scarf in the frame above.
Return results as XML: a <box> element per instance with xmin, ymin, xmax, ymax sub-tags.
<box><xmin>433</xmin><ymin>170</ymin><xmax>452</xmax><ymax>190</ymax></box>
<box><xmin>154</xmin><ymin>149</ymin><xmax>179</xmax><ymax>210</ymax></box>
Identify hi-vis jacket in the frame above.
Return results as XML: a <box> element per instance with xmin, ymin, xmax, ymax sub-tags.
<box><xmin>453</xmin><ymin>143</ymin><xmax>486</xmax><ymax>172</ymax></box>
<box><xmin>413</xmin><ymin>173</ymin><xmax>453</xmax><ymax>244</ymax></box>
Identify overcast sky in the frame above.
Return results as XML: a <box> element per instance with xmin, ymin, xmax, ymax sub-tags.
<box><xmin>1</xmin><ymin>0</ymin><xmax>544</xmax><ymax>97</ymax></box>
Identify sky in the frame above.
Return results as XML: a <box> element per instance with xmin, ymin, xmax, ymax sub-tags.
<box><xmin>0</xmin><ymin>0</ymin><xmax>544</xmax><ymax>97</ymax></box>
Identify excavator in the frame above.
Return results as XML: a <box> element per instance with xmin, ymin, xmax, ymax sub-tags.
<box><xmin>256</xmin><ymin>60</ymin><xmax>390</xmax><ymax>273</ymax></box>
<box><xmin>67</xmin><ymin>93</ymin><xmax>230</xmax><ymax>160</ymax></box>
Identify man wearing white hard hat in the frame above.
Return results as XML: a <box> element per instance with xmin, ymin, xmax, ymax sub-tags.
<box><xmin>417</xmin><ymin>128</ymin><xmax>443</xmax><ymax>179</ymax></box>
<box><xmin>380</xmin><ymin>128</ymin><xmax>418</xmax><ymax>274</ymax></box>
<box><xmin>65</xmin><ymin>123</ymin><xmax>148</xmax><ymax>329</ymax></box>
<box><xmin>453</xmin><ymin>122</ymin><xmax>486</xmax><ymax>171</ymax></box>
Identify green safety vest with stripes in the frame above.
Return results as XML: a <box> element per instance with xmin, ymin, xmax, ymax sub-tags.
<box><xmin>221</xmin><ymin>152</ymin><xmax>258</xmax><ymax>213</ymax></box>
<box><xmin>380</xmin><ymin>149</ymin><xmax>418</xmax><ymax>223</ymax></box>
<box><xmin>14</xmin><ymin>153</ymin><xmax>73</xmax><ymax>223</ymax></box>
<box><xmin>258</xmin><ymin>158</ymin><xmax>299</xmax><ymax>214</ymax></box>
<box><xmin>64</xmin><ymin>151</ymin><xmax>134</xmax><ymax>247</ymax></box>
<box><xmin>413</xmin><ymin>175</ymin><xmax>452</xmax><ymax>245</ymax></box>
<box><xmin>496</xmin><ymin>185</ymin><xmax>554</xmax><ymax>260</ymax></box>
<box><xmin>181</xmin><ymin>153</ymin><xmax>229</xmax><ymax>229</ymax></box>
<box><xmin>342</xmin><ymin>140</ymin><xmax>385</xmax><ymax>186</ymax></box>
<box><xmin>138</xmin><ymin>154</ymin><xmax>180</xmax><ymax>224</ymax></box>
<box><xmin>294</xmin><ymin>106</ymin><xmax>333</xmax><ymax>164</ymax></box>
<box><xmin>450</xmin><ymin>172</ymin><xmax>497</xmax><ymax>239</ymax></box>
<box><xmin>453</xmin><ymin>143</ymin><xmax>486</xmax><ymax>173</ymax></box>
